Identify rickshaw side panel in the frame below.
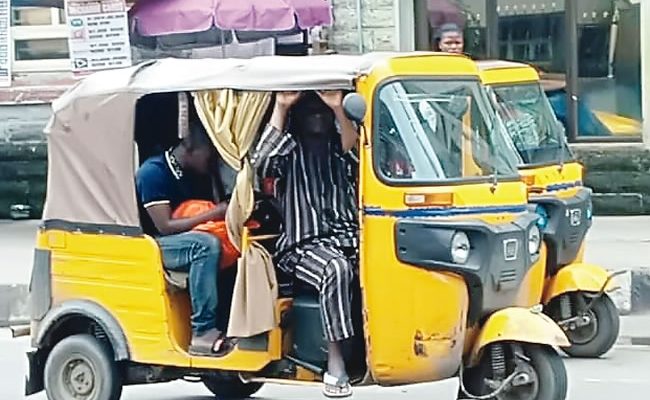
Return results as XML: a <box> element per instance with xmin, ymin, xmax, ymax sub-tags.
<box><xmin>35</xmin><ymin>227</ymin><xmax>286</xmax><ymax>373</ymax></box>
<box><xmin>542</xmin><ymin>262</ymin><xmax>613</xmax><ymax>305</ymax></box>
<box><xmin>37</xmin><ymin>229</ymin><xmax>191</xmax><ymax>367</ymax></box>
<box><xmin>360</xmin><ymin>216</ymin><xmax>469</xmax><ymax>385</ymax></box>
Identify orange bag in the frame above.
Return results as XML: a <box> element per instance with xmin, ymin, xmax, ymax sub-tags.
<box><xmin>172</xmin><ymin>200</ymin><xmax>259</xmax><ymax>270</ymax></box>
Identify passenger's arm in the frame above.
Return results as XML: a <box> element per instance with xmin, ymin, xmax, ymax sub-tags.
<box><xmin>318</xmin><ymin>90</ymin><xmax>359</xmax><ymax>152</ymax></box>
<box><xmin>146</xmin><ymin>202</ymin><xmax>227</xmax><ymax>236</ymax></box>
<box><xmin>250</xmin><ymin>92</ymin><xmax>301</xmax><ymax>177</ymax></box>
<box><xmin>137</xmin><ymin>163</ymin><xmax>227</xmax><ymax>236</ymax></box>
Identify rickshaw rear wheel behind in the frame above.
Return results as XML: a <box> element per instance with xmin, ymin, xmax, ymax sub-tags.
<box><xmin>43</xmin><ymin>334</ymin><xmax>123</xmax><ymax>400</ymax></box>
<box><xmin>202</xmin><ymin>375</ymin><xmax>263</xmax><ymax>399</ymax></box>
<box><xmin>461</xmin><ymin>343</ymin><xmax>567</xmax><ymax>400</ymax></box>
<box><xmin>548</xmin><ymin>292</ymin><xmax>620</xmax><ymax>358</ymax></box>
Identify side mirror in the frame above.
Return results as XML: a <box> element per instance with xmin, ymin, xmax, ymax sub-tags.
<box><xmin>342</xmin><ymin>93</ymin><xmax>367</xmax><ymax>124</ymax></box>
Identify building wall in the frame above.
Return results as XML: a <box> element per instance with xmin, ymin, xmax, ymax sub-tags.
<box><xmin>1</xmin><ymin>1</ymin><xmax>649</xmax><ymax>218</ymax></box>
<box><xmin>329</xmin><ymin>0</ymin><xmax>398</xmax><ymax>53</ymax></box>
<box><xmin>0</xmin><ymin>104</ymin><xmax>49</xmax><ymax>219</ymax></box>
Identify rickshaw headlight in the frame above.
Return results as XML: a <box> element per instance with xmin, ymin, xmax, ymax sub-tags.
<box><xmin>528</xmin><ymin>225</ymin><xmax>542</xmax><ymax>255</ymax></box>
<box><xmin>450</xmin><ymin>231</ymin><xmax>470</xmax><ymax>264</ymax></box>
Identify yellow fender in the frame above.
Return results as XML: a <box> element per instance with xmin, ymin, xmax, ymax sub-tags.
<box><xmin>542</xmin><ymin>263</ymin><xmax>614</xmax><ymax>305</ymax></box>
<box><xmin>469</xmin><ymin>307</ymin><xmax>569</xmax><ymax>366</ymax></box>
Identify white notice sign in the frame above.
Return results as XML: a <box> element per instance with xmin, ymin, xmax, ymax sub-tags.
<box><xmin>0</xmin><ymin>0</ymin><xmax>11</xmax><ymax>87</ymax></box>
<box><xmin>65</xmin><ymin>0</ymin><xmax>132</xmax><ymax>73</ymax></box>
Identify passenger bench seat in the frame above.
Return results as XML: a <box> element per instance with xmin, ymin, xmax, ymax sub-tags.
<box><xmin>164</xmin><ymin>270</ymin><xmax>189</xmax><ymax>291</ymax></box>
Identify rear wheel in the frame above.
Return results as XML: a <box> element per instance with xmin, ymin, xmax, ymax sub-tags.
<box><xmin>202</xmin><ymin>375</ymin><xmax>263</xmax><ymax>399</ymax></box>
<box><xmin>44</xmin><ymin>334</ymin><xmax>123</xmax><ymax>400</ymax></box>
<box><xmin>461</xmin><ymin>343</ymin><xmax>567</xmax><ymax>400</ymax></box>
<box><xmin>549</xmin><ymin>293</ymin><xmax>620</xmax><ymax>358</ymax></box>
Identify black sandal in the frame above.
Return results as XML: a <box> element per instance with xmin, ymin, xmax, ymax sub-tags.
<box><xmin>189</xmin><ymin>329</ymin><xmax>235</xmax><ymax>357</ymax></box>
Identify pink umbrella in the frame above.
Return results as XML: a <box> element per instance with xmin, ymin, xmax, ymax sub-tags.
<box><xmin>130</xmin><ymin>0</ymin><xmax>332</xmax><ymax>37</ymax></box>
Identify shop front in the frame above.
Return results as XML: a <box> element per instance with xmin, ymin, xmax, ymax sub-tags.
<box><xmin>406</xmin><ymin>0</ymin><xmax>645</xmax><ymax>142</ymax></box>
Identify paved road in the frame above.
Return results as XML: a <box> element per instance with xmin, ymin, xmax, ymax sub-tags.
<box><xmin>1</xmin><ymin>331</ymin><xmax>649</xmax><ymax>400</ymax></box>
<box><xmin>584</xmin><ymin>216</ymin><xmax>650</xmax><ymax>271</ymax></box>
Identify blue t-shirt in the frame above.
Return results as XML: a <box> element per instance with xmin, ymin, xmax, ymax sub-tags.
<box><xmin>136</xmin><ymin>151</ymin><xmax>195</xmax><ymax>236</ymax></box>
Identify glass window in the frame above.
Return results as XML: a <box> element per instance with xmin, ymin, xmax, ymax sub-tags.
<box><xmin>14</xmin><ymin>39</ymin><xmax>69</xmax><ymax>61</ymax></box>
<box><xmin>575</xmin><ymin>1</ymin><xmax>642</xmax><ymax>138</ymax></box>
<box><xmin>374</xmin><ymin>79</ymin><xmax>519</xmax><ymax>183</ymax></box>
<box><xmin>488</xmin><ymin>83</ymin><xmax>573</xmax><ymax>166</ymax></box>
<box><xmin>11</xmin><ymin>7</ymin><xmax>54</xmax><ymax>26</ymax></box>
<box><xmin>497</xmin><ymin>12</ymin><xmax>565</xmax><ymax>73</ymax></box>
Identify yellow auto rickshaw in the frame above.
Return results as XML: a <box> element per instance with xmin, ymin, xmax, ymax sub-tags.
<box><xmin>24</xmin><ymin>53</ymin><xmax>569</xmax><ymax>400</ymax></box>
<box><xmin>477</xmin><ymin>60</ymin><xmax>621</xmax><ymax>358</ymax></box>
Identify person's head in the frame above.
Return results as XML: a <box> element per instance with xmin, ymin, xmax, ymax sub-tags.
<box><xmin>435</xmin><ymin>23</ymin><xmax>464</xmax><ymax>54</ymax></box>
<box><xmin>289</xmin><ymin>91</ymin><xmax>337</xmax><ymax>140</ymax></box>
<box><xmin>179</xmin><ymin>120</ymin><xmax>215</xmax><ymax>174</ymax></box>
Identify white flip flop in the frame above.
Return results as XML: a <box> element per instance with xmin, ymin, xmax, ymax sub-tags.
<box><xmin>323</xmin><ymin>372</ymin><xmax>352</xmax><ymax>398</ymax></box>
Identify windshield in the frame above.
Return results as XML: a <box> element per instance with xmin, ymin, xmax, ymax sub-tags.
<box><xmin>374</xmin><ymin>79</ymin><xmax>519</xmax><ymax>183</ymax></box>
<box><xmin>488</xmin><ymin>83</ymin><xmax>573</xmax><ymax>166</ymax></box>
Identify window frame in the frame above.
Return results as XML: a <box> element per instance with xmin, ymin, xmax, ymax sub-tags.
<box><xmin>10</xmin><ymin>6</ymin><xmax>70</xmax><ymax>73</ymax></box>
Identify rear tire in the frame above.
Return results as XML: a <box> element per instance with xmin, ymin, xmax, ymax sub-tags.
<box><xmin>202</xmin><ymin>375</ymin><xmax>263</xmax><ymax>399</ymax></box>
<box><xmin>461</xmin><ymin>344</ymin><xmax>567</xmax><ymax>400</ymax></box>
<box><xmin>560</xmin><ymin>294</ymin><xmax>619</xmax><ymax>358</ymax></box>
<box><xmin>44</xmin><ymin>334</ymin><xmax>123</xmax><ymax>400</ymax></box>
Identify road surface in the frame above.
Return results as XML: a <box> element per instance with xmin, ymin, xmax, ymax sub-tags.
<box><xmin>2</xmin><ymin>330</ymin><xmax>649</xmax><ymax>400</ymax></box>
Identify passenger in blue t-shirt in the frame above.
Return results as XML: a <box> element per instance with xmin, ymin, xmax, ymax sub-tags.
<box><xmin>136</xmin><ymin>120</ymin><xmax>230</xmax><ymax>356</ymax></box>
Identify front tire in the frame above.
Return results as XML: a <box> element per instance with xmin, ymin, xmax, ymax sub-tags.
<box><xmin>461</xmin><ymin>344</ymin><xmax>567</xmax><ymax>400</ymax></box>
<box><xmin>202</xmin><ymin>375</ymin><xmax>263</xmax><ymax>399</ymax></box>
<box><xmin>44</xmin><ymin>334</ymin><xmax>123</xmax><ymax>400</ymax></box>
<box><xmin>552</xmin><ymin>293</ymin><xmax>620</xmax><ymax>358</ymax></box>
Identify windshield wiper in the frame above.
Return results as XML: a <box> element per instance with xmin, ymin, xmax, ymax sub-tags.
<box><xmin>489</xmin><ymin>125</ymin><xmax>499</xmax><ymax>193</ymax></box>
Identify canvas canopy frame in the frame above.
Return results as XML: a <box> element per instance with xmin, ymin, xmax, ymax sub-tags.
<box><xmin>42</xmin><ymin>53</ymin><xmax>424</xmax><ymax>230</ymax></box>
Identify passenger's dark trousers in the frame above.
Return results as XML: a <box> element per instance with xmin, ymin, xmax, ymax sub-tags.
<box><xmin>279</xmin><ymin>240</ymin><xmax>355</xmax><ymax>342</ymax></box>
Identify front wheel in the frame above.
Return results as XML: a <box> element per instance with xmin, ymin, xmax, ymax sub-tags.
<box><xmin>202</xmin><ymin>375</ymin><xmax>263</xmax><ymax>399</ymax></box>
<box><xmin>549</xmin><ymin>293</ymin><xmax>620</xmax><ymax>358</ymax></box>
<box><xmin>461</xmin><ymin>343</ymin><xmax>567</xmax><ymax>400</ymax></box>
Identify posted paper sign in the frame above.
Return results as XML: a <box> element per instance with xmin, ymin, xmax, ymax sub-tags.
<box><xmin>0</xmin><ymin>0</ymin><xmax>10</xmax><ymax>87</ymax></box>
<box><xmin>65</xmin><ymin>0</ymin><xmax>132</xmax><ymax>73</ymax></box>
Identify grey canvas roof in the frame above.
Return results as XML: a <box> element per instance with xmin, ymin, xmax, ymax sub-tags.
<box><xmin>52</xmin><ymin>53</ymin><xmax>403</xmax><ymax>112</ymax></box>
<box><xmin>44</xmin><ymin>52</ymin><xmax>443</xmax><ymax>228</ymax></box>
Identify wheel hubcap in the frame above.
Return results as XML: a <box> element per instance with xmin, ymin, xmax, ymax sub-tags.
<box><xmin>567</xmin><ymin>309</ymin><xmax>598</xmax><ymax>345</ymax></box>
<box><xmin>63</xmin><ymin>357</ymin><xmax>96</xmax><ymax>398</ymax></box>
<box><xmin>497</xmin><ymin>362</ymin><xmax>540</xmax><ymax>400</ymax></box>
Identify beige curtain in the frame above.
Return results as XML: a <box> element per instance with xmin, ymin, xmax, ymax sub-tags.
<box><xmin>193</xmin><ymin>89</ymin><xmax>276</xmax><ymax>338</ymax></box>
